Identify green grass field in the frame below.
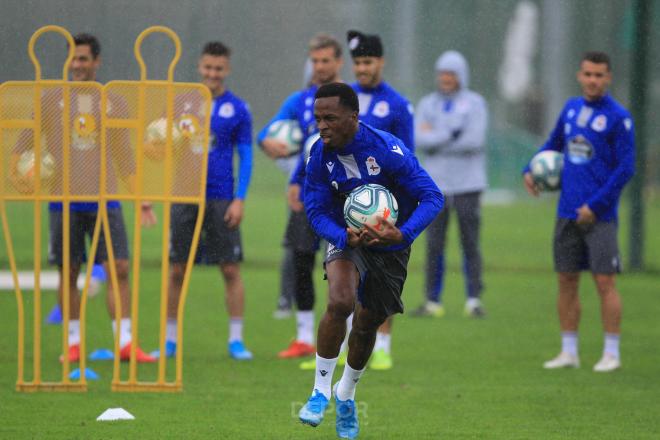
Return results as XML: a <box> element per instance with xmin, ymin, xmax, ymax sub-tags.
<box><xmin>1</xmin><ymin>155</ymin><xmax>659</xmax><ymax>439</ymax></box>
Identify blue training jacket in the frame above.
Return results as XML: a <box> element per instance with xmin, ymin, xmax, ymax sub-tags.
<box><xmin>304</xmin><ymin>122</ymin><xmax>444</xmax><ymax>252</ymax></box>
<box><xmin>525</xmin><ymin>94</ymin><xmax>635</xmax><ymax>222</ymax></box>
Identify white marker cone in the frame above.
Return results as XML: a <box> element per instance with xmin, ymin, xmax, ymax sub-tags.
<box><xmin>96</xmin><ymin>408</ymin><xmax>135</xmax><ymax>421</ymax></box>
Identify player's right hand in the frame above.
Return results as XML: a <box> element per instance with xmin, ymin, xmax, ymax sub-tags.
<box><xmin>347</xmin><ymin>228</ymin><xmax>363</xmax><ymax>248</ymax></box>
<box><xmin>287</xmin><ymin>184</ymin><xmax>304</xmax><ymax>213</ymax></box>
<box><xmin>261</xmin><ymin>139</ymin><xmax>290</xmax><ymax>159</ymax></box>
<box><xmin>523</xmin><ymin>172</ymin><xmax>540</xmax><ymax>197</ymax></box>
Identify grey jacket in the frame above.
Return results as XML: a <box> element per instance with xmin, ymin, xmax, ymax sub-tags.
<box><xmin>415</xmin><ymin>51</ymin><xmax>488</xmax><ymax>195</ymax></box>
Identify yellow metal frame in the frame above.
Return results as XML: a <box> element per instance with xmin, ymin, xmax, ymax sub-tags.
<box><xmin>1</xmin><ymin>25</ymin><xmax>210</xmax><ymax>393</ymax></box>
<box><xmin>108</xmin><ymin>26</ymin><xmax>210</xmax><ymax>392</ymax></box>
<box><xmin>0</xmin><ymin>25</ymin><xmax>103</xmax><ymax>391</ymax></box>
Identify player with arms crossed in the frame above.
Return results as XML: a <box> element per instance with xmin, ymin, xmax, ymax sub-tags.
<box><xmin>523</xmin><ymin>51</ymin><xmax>635</xmax><ymax>372</ymax></box>
<box><xmin>297</xmin><ymin>83</ymin><xmax>443</xmax><ymax>438</ymax></box>
<box><xmin>154</xmin><ymin>41</ymin><xmax>254</xmax><ymax>360</ymax></box>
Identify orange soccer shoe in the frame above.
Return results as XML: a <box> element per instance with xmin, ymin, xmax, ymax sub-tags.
<box><xmin>119</xmin><ymin>343</ymin><xmax>158</xmax><ymax>363</ymax></box>
<box><xmin>277</xmin><ymin>340</ymin><xmax>316</xmax><ymax>359</ymax></box>
<box><xmin>59</xmin><ymin>344</ymin><xmax>80</xmax><ymax>363</ymax></box>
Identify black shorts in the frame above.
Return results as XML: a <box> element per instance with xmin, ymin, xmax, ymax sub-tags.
<box><xmin>169</xmin><ymin>200</ymin><xmax>242</xmax><ymax>265</ymax></box>
<box><xmin>325</xmin><ymin>243</ymin><xmax>411</xmax><ymax>317</ymax></box>
<box><xmin>553</xmin><ymin>218</ymin><xmax>621</xmax><ymax>274</ymax></box>
<box><xmin>284</xmin><ymin>210</ymin><xmax>319</xmax><ymax>253</ymax></box>
<box><xmin>48</xmin><ymin>207</ymin><xmax>129</xmax><ymax>266</ymax></box>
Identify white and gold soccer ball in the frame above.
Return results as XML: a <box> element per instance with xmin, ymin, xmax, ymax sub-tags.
<box><xmin>16</xmin><ymin>150</ymin><xmax>56</xmax><ymax>180</ymax></box>
<box><xmin>144</xmin><ymin>118</ymin><xmax>182</xmax><ymax>161</ymax></box>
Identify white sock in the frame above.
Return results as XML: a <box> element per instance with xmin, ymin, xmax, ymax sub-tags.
<box><xmin>229</xmin><ymin>318</ymin><xmax>243</xmax><ymax>343</ymax></box>
<box><xmin>336</xmin><ymin>362</ymin><xmax>365</xmax><ymax>401</ymax></box>
<box><xmin>112</xmin><ymin>318</ymin><xmax>132</xmax><ymax>348</ymax></box>
<box><xmin>166</xmin><ymin>318</ymin><xmax>177</xmax><ymax>343</ymax></box>
<box><xmin>604</xmin><ymin>333</ymin><xmax>620</xmax><ymax>359</ymax></box>
<box><xmin>340</xmin><ymin>313</ymin><xmax>353</xmax><ymax>353</ymax></box>
<box><xmin>561</xmin><ymin>331</ymin><xmax>578</xmax><ymax>357</ymax></box>
<box><xmin>296</xmin><ymin>311</ymin><xmax>315</xmax><ymax>345</ymax></box>
<box><xmin>374</xmin><ymin>332</ymin><xmax>391</xmax><ymax>355</ymax></box>
<box><xmin>68</xmin><ymin>319</ymin><xmax>80</xmax><ymax>346</ymax></box>
<box><xmin>313</xmin><ymin>354</ymin><xmax>338</xmax><ymax>399</ymax></box>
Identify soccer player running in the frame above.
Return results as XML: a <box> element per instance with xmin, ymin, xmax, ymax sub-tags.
<box><xmin>523</xmin><ymin>52</ymin><xmax>635</xmax><ymax>372</ymax></box>
<box><xmin>298</xmin><ymin>83</ymin><xmax>443</xmax><ymax>438</ymax></box>
<box><xmin>258</xmin><ymin>34</ymin><xmax>344</xmax><ymax>360</ymax></box>
<box><xmin>9</xmin><ymin>33</ymin><xmax>157</xmax><ymax>363</ymax></box>
<box><xmin>299</xmin><ymin>30</ymin><xmax>414</xmax><ymax>372</ymax></box>
<box><xmin>413</xmin><ymin>50</ymin><xmax>489</xmax><ymax>318</ymax></box>
<box><xmin>153</xmin><ymin>42</ymin><xmax>254</xmax><ymax>360</ymax></box>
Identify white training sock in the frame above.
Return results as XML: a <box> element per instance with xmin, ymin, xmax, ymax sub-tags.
<box><xmin>112</xmin><ymin>318</ymin><xmax>132</xmax><ymax>348</ymax></box>
<box><xmin>166</xmin><ymin>318</ymin><xmax>177</xmax><ymax>343</ymax></box>
<box><xmin>313</xmin><ymin>354</ymin><xmax>338</xmax><ymax>400</ymax></box>
<box><xmin>68</xmin><ymin>319</ymin><xmax>80</xmax><ymax>346</ymax></box>
<box><xmin>561</xmin><ymin>331</ymin><xmax>578</xmax><ymax>357</ymax></box>
<box><xmin>296</xmin><ymin>311</ymin><xmax>315</xmax><ymax>345</ymax></box>
<box><xmin>340</xmin><ymin>313</ymin><xmax>353</xmax><ymax>353</ymax></box>
<box><xmin>336</xmin><ymin>362</ymin><xmax>365</xmax><ymax>401</ymax></box>
<box><xmin>374</xmin><ymin>332</ymin><xmax>391</xmax><ymax>355</ymax></box>
<box><xmin>604</xmin><ymin>333</ymin><xmax>620</xmax><ymax>359</ymax></box>
<box><xmin>229</xmin><ymin>318</ymin><xmax>243</xmax><ymax>343</ymax></box>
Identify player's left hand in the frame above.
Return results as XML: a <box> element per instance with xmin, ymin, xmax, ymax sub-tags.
<box><xmin>224</xmin><ymin>199</ymin><xmax>244</xmax><ymax>229</ymax></box>
<box><xmin>361</xmin><ymin>216</ymin><xmax>404</xmax><ymax>247</ymax></box>
<box><xmin>575</xmin><ymin>204</ymin><xmax>596</xmax><ymax>225</ymax></box>
<box><xmin>141</xmin><ymin>202</ymin><xmax>157</xmax><ymax>227</ymax></box>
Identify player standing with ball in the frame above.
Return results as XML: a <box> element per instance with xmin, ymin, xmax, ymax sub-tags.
<box><xmin>297</xmin><ymin>83</ymin><xmax>443</xmax><ymax>438</ymax></box>
<box><xmin>523</xmin><ymin>52</ymin><xmax>635</xmax><ymax>373</ymax></box>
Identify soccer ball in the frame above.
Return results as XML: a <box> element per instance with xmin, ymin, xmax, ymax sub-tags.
<box><xmin>144</xmin><ymin>118</ymin><xmax>182</xmax><ymax>161</ymax></box>
<box><xmin>343</xmin><ymin>184</ymin><xmax>399</xmax><ymax>231</ymax></box>
<box><xmin>530</xmin><ymin>150</ymin><xmax>563</xmax><ymax>191</ymax></box>
<box><xmin>16</xmin><ymin>150</ymin><xmax>56</xmax><ymax>180</ymax></box>
<box><xmin>266</xmin><ymin>119</ymin><xmax>302</xmax><ymax>155</ymax></box>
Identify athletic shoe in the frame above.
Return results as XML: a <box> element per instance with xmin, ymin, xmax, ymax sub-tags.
<box><xmin>593</xmin><ymin>354</ymin><xmax>621</xmax><ymax>372</ymax></box>
<box><xmin>543</xmin><ymin>352</ymin><xmax>580</xmax><ymax>369</ymax></box>
<box><xmin>299</xmin><ymin>351</ymin><xmax>347</xmax><ymax>370</ymax></box>
<box><xmin>59</xmin><ymin>344</ymin><xmax>80</xmax><ymax>363</ymax></box>
<box><xmin>369</xmin><ymin>349</ymin><xmax>392</xmax><ymax>370</ymax></box>
<box><xmin>411</xmin><ymin>301</ymin><xmax>446</xmax><ymax>318</ymax></box>
<box><xmin>229</xmin><ymin>340</ymin><xmax>253</xmax><ymax>360</ymax></box>
<box><xmin>298</xmin><ymin>389</ymin><xmax>330</xmax><ymax>427</ymax></box>
<box><xmin>119</xmin><ymin>343</ymin><xmax>157</xmax><ymax>363</ymax></box>
<box><xmin>149</xmin><ymin>341</ymin><xmax>177</xmax><ymax>359</ymax></box>
<box><xmin>278</xmin><ymin>340</ymin><xmax>315</xmax><ymax>359</ymax></box>
<box><xmin>464</xmin><ymin>298</ymin><xmax>486</xmax><ymax>318</ymax></box>
<box><xmin>333</xmin><ymin>383</ymin><xmax>359</xmax><ymax>439</ymax></box>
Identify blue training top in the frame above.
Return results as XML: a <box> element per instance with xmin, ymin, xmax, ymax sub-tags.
<box><xmin>304</xmin><ymin>122</ymin><xmax>444</xmax><ymax>252</ymax></box>
<box><xmin>207</xmin><ymin>90</ymin><xmax>253</xmax><ymax>200</ymax></box>
<box><xmin>524</xmin><ymin>94</ymin><xmax>635</xmax><ymax>222</ymax></box>
<box><xmin>351</xmin><ymin>81</ymin><xmax>414</xmax><ymax>152</ymax></box>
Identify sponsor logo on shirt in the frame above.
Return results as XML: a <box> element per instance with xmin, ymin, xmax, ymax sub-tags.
<box><xmin>372</xmin><ymin>100</ymin><xmax>390</xmax><ymax>118</ymax></box>
<box><xmin>564</xmin><ymin>123</ymin><xmax>571</xmax><ymax>135</ymax></box>
<box><xmin>366</xmin><ymin>156</ymin><xmax>381</xmax><ymax>175</ymax></box>
<box><xmin>390</xmin><ymin>145</ymin><xmax>404</xmax><ymax>156</ymax></box>
<box><xmin>72</xmin><ymin>114</ymin><xmax>97</xmax><ymax>151</ymax></box>
<box><xmin>326</xmin><ymin>161</ymin><xmax>335</xmax><ymax>173</ymax></box>
<box><xmin>567</xmin><ymin>109</ymin><xmax>576</xmax><ymax>119</ymax></box>
<box><xmin>567</xmin><ymin>134</ymin><xmax>594</xmax><ymax>165</ymax></box>
<box><xmin>357</xmin><ymin>93</ymin><xmax>372</xmax><ymax>116</ymax></box>
<box><xmin>218</xmin><ymin>102</ymin><xmax>235</xmax><ymax>118</ymax></box>
<box><xmin>591</xmin><ymin>114</ymin><xmax>607</xmax><ymax>132</ymax></box>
